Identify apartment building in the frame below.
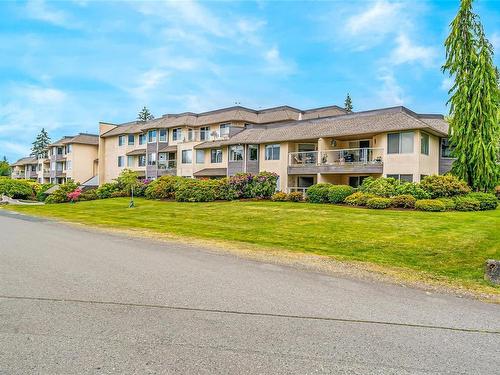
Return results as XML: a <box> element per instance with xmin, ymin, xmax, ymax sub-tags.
<box><xmin>99</xmin><ymin>105</ymin><xmax>450</xmax><ymax>192</ymax></box>
<box><xmin>11</xmin><ymin>157</ymin><xmax>38</xmax><ymax>180</ymax></box>
<box><xmin>46</xmin><ymin>133</ymin><xmax>99</xmax><ymax>184</ymax></box>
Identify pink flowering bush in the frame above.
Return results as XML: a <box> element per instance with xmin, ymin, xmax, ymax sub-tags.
<box><xmin>67</xmin><ymin>188</ymin><xmax>82</xmax><ymax>202</ymax></box>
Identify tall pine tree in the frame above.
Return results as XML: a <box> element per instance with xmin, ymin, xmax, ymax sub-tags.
<box><xmin>31</xmin><ymin>128</ymin><xmax>51</xmax><ymax>158</ymax></box>
<box><xmin>137</xmin><ymin>106</ymin><xmax>155</xmax><ymax>122</ymax></box>
<box><xmin>443</xmin><ymin>0</ymin><xmax>499</xmax><ymax>191</ymax></box>
<box><xmin>344</xmin><ymin>93</ymin><xmax>353</xmax><ymax>113</ymax></box>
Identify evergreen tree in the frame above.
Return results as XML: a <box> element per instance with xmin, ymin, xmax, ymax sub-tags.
<box><xmin>442</xmin><ymin>0</ymin><xmax>500</xmax><ymax>191</ymax></box>
<box><xmin>0</xmin><ymin>156</ymin><xmax>10</xmax><ymax>176</ymax></box>
<box><xmin>137</xmin><ymin>106</ymin><xmax>155</xmax><ymax>122</ymax></box>
<box><xmin>31</xmin><ymin>128</ymin><xmax>51</xmax><ymax>158</ymax></box>
<box><xmin>344</xmin><ymin>93</ymin><xmax>353</xmax><ymax>113</ymax></box>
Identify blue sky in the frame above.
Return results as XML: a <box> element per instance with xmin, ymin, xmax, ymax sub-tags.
<box><xmin>1</xmin><ymin>0</ymin><xmax>499</xmax><ymax>162</ymax></box>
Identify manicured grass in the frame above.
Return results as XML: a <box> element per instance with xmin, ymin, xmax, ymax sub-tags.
<box><xmin>5</xmin><ymin>198</ymin><xmax>500</xmax><ymax>292</ymax></box>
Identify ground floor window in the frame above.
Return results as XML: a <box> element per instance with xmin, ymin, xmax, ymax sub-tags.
<box><xmin>138</xmin><ymin>155</ymin><xmax>146</xmax><ymax>167</ymax></box>
<box><xmin>182</xmin><ymin>150</ymin><xmax>192</xmax><ymax>164</ymax></box>
<box><xmin>387</xmin><ymin>174</ymin><xmax>413</xmax><ymax>183</ymax></box>
<box><xmin>298</xmin><ymin>176</ymin><xmax>315</xmax><ymax>187</ymax></box>
<box><xmin>348</xmin><ymin>176</ymin><xmax>369</xmax><ymax>188</ymax></box>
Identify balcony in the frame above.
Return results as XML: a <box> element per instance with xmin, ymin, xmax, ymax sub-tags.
<box><xmin>157</xmin><ymin>160</ymin><xmax>177</xmax><ymax>176</ymax></box>
<box><xmin>288</xmin><ymin>147</ymin><xmax>384</xmax><ymax>174</ymax></box>
<box><xmin>178</xmin><ymin>129</ymin><xmax>230</xmax><ymax>143</ymax></box>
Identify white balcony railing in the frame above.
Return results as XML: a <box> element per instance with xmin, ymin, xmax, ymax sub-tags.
<box><xmin>288</xmin><ymin>148</ymin><xmax>384</xmax><ymax>167</ymax></box>
<box><xmin>158</xmin><ymin>160</ymin><xmax>177</xmax><ymax>170</ymax></box>
<box><xmin>177</xmin><ymin>129</ymin><xmax>230</xmax><ymax>143</ymax></box>
<box><xmin>287</xmin><ymin>187</ymin><xmax>308</xmax><ymax>194</ymax></box>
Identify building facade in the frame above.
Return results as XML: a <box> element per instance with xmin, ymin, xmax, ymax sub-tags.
<box><xmin>99</xmin><ymin>105</ymin><xmax>451</xmax><ymax>192</ymax></box>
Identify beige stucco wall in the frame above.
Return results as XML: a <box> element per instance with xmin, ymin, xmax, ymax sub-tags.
<box><xmin>101</xmin><ymin>133</ymin><xmax>145</xmax><ymax>183</ymax></box>
<box><xmin>418</xmin><ymin>131</ymin><xmax>440</xmax><ymax>179</ymax></box>
<box><xmin>66</xmin><ymin>143</ymin><xmax>98</xmax><ymax>183</ymax></box>
<box><xmin>259</xmin><ymin>141</ymin><xmax>289</xmax><ymax>191</ymax></box>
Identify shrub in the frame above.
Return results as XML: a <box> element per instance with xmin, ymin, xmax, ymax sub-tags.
<box><xmin>453</xmin><ymin>196</ymin><xmax>481</xmax><ymax>211</ymax></box>
<box><xmin>79</xmin><ymin>189</ymin><xmax>98</xmax><ymax>201</ymax></box>
<box><xmin>391</xmin><ymin>194</ymin><xmax>416</xmax><ymax>209</ymax></box>
<box><xmin>175</xmin><ymin>179</ymin><xmax>218</xmax><ymax>202</ymax></box>
<box><xmin>395</xmin><ymin>182</ymin><xmax>430</xmax><ymax>199</ymax></box>
<box><xmin>436</xmin><ymin>197</ymin><xmax>456</xmax><ymax>210</ymax></box>
<box><xmin>67</xmin><ymin>188</ymin><xmax>82</xmax><ymax>202</ymax></box>
<box><xmin>286</xmin><ymin>191</ymin><xmax>304</xmax><ymax>202</ymax></box>
<box><xmin>415</xmin><ymin>199</ymin><xmax>446</xmax><ymax>212</ymax></box>
<box><xmin>327</xmin><ymin>185</ymin><xmax>354</xmax><ymax>203</ymax></box>
<box><xmin>465</xmin><ymin>192</ymin><xmax>498</xmax><ymax>211</ymax></box>
<box><xmin>344</xmin><ymin>192</ymin><xmax>376</xmax><ymax>206</ymax></box>
<box><xmin>36</xmin><ymin>183</ymin><xmax>54</xmax><ymax>202</ymax></box>
<box><xmin>0</xmin><ymin>178</ymin><xmax>34</xmax><ymax>199</ymax></box>
<box><xmin>144</xmin><ymin>176</ymin><xmax>184</xmax><ymax>200</ymax></box>
<box><xmin>215</xmin><ymin>178</ymin><xmax>239</xmax><ymax>201</ymax></box>
<box><xmin>420</xmin><ymin>175</ymin><xmax>470</xmax><ymax>198</ymax></box>
<box><xmin>251</xmin><ymin>172</ymin><xmax>279</xmax><ymax>199</ymax></box>
<box><xmin>271</xmin><ymin>192</ymin><xmax>288</xmax><ymax>201</ymax></box>
<box><xmin>366</xmin><ymin>197</ymin><xmax>392</xmax><ymax>209</ymax></box>
<box><xmin>306</xmin><ymin>183</ymin><xmax>332</xmax><ymax>203</ymax></box>
<box><xmin>110</xmin><ymin>190</ymin><xmax>129</xmax><ymax>198</ymax></box>
<box><xmin>95</xmin><ymin>182</ymin><xmax>121</xmax><ymax>199</ymax></box>
<box><xmin>359</xmin><ymin>177</ymin><xmax>398</xmax><ymax>197</ymax></box>
<box><xmin>46</xmin><ymin>182</ymin><xmax>79</xmax><ymax>203</ymax></box>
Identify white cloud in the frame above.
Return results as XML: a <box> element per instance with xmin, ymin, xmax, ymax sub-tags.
<box><xmin>440</xmin><ymin>77</ymin><xmax>453</xmax><ymax>91</ymax></box>
<box><xmin>491</xmin><ymin>32</ymin><xmax>500</xmax><ymax>52</ymax></box>
<box><xmin>25</xmin><ymin>0</ymin><xmax>74</xmax><ymax>28</ymax></box>
<box><xmin>0</xmin><ymin>141</ymin><xmax>30</xmax><ymax>157</ymax></box>
<box><xmin>262</xmin><ymin>46</ymin><xmax>295</xmax><ymax>75</ymax></box>
<box><xmin>377</xmin><ymin>68</ymin><xmax>406</xmax><ymax>106</ymax></box>
<box><xmin>390</xmin><ymin>34</ymin><xmax>438</xmax><ymax>67</ymax></box>
<box><xmin>346</xmin><ymin>0</ymin><xmax>403</xmax><ymax>35</ymax></box>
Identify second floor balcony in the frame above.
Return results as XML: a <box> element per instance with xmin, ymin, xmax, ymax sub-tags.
<box><xmin>288</xmin><ymin>147</ymin><xmax>384</xmax><ymax>174</ymax></box>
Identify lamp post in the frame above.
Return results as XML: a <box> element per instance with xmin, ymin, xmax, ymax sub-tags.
<box><xmin>129</xmin><ymin>185</ymin><xmax>135</xmax><ymax>208</ymax></box>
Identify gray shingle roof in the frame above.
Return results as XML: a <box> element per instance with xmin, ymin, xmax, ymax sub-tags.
<box><xmin>100</xmin><ymin>121</ymin><xmax>146</xmax><ymax>138</ymax></box>
<box><xmin>126</xmin><ymin>148</ymin><xmax>146</xmax><ymax>156</ymax></box>
<box><xmin>11</xmin><ymin>156</ymin><xmax>37</xmax><ymax>166</ymax></box>
<box><xmin>193</xmin><ymin>168</ymin><xmax>227</xmax><ymax>177</ymax></box>
<box><xmin>49</xmin><ymin>133</ymin><xmax>99</xmax><ymax>146</ymax></box>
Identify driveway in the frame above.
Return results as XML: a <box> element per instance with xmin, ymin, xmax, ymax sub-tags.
<box><xmin>0</xmin><ymin>210</ymin><xmax>498</xmax><ymax>374</ymax></box>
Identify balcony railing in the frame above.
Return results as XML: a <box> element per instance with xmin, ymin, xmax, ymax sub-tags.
<box><xmin>158</xmin><ymin>160</ymin><xmax>177</xmax><ymax>170</ymax></box>
<box><xmin>289</xmin><ymin>148</ymin><xmax>383</xmax><ymax>167</ymax></box>
<box><xmin>176</xmin><ymin>129</ymin><xmax>230</xmax><ymax>143</ymax></box>
<box><xmin>287</xmin><ymin>187</ymin><xmax>308</xmax><ymax>194</ymax></box>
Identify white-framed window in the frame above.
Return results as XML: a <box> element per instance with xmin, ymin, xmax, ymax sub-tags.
<box><xmin>172</xmin><ymin>128</ymin><xmax>182</xmax><ymax>141</ymax></box>
<box><xmin>148</xmin><ymin>130</ymin><xmax>157</xmax><ymax>143</ymax></box>
<box><xmin>420</xmin><ymin>132</ymin><xmax>429</xmax><ymax>155</ymax></box>
<box><xmin>229</xmin><ymin>145</ymin><xmax>243</xmax><ymax>161</ymax></box>
<box><xmin>159</xmin><ymin>129</ymin><xmax>167</xmax><ymax>142</ymax></box>
<box><xmin>128</xmin><ymin>134</ymin><xmax>135</xmax><ymax>145</ymax></box>
<box><xmin>441</xmin><ymin>138</ymin><xmax>453</xmax><ymax>158</ymax></box>
<box><xmin>117</xmin><ymin>156</ymin><xmax>124</xmax><ymax>167</ymax></box>
<box><xmin>248</xmin><ymin>145</ymin><xmax>258</xmax><ymax>161</ymax></box>
<box><xmin>127</xmin><ymin>155</ymin><xmax>134</xmax><ymax>167</ymax></box>
<box><xmin>200</xmin><ymin>127</ymin><xmax>210</xmax><ymax>141</ymax></box>
<box><xmin>187</xmin><ymin>129</ymin><xmax>194</xmax><ymax>142</ymax></box>
<box><xmin>57</xmin><ymin>147</ymin><xmax>63</xmax><ymax>155</ymax></box>
<box><xmin>265</xmin><ymin>144</ymin><xmax>280</xmax><ymax>160</ymax></box>
<box><xmin>66</xmin><ymin>160</ymin><xmax>72</xmax><ymax>170</ymax></box>
<box><xmin>147</xmin><ymin>153</ymin><xmax>157</xmax><ymax>166</ymax></box>
<box><xmin>138</xmin><ymin>155</ymin><xmax>146</xmax><ymax>167</ymax></box>
<box><xmin>211</xmin><ymin>148</ymin><xmax>222</xmax><ymax>163</ymax></box>
<box><xmin>220</xmin><ymin>123</ymin><xmax>230</xmax><ymax>137</ymax></box>
<box><xmin>387</xmin><ymin>174</ymin><xmax>413</xmax><ymax>183</ymax></box>
<box><xmin>387</xmin><ymin>132</ymin><xmax>414</xmax><ymax>154</ymax></box>
<box><xmin>65</xmin><ymin>144</ymin><xmax>72</xmax><ymax>154</ymax></box>
<box><xmin>138</xmin><ymin>134</ymin><xmax>146</xmax><ymax>145</ymax></box>
<box><xmin>196</xmin><ymin>150</ymin><xmax>205</xmax><ymax>163</ymax></box>
<box><xmin>181</xmin><ymin>150</ymin><xmax>192</xmax><ymax>164</ymax></box>
<box><xmin>118</xmin><ymin>135</ymin><xmax>126</xmax><ymax>146</ymax></box>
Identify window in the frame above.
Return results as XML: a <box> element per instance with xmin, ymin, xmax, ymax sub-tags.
<box><xmin>196</xmin><ymin>150</ymin><xmax>205</xmax><ymax>163</ymax></box>
<box><xmin>348</xmin><ymin>176</ymin><xmax>368</xmax><ymax>188</ymax></box>
<box><xmin>298</xmin><ymin>176</ymin><xmax>314</xmax><ymax>188</ymax></box>
<box><xmin>159</xmin><ymin>129</ymin><xmax>167</xmax><ymax>142</ymax></box>
<box><xmin>147</xmin><ymin>153</ymin><xmax>156</xmax><ymax>166</ymax></box>
<box><xmin>441</xmin><ymin>138</ymin><xmax>453</xmax><ymax>158</ymax></box>
<box><xmin>229</xmin><ymin>145</ymin><xmax>243</xmax><ymax>161</ymax></box>
<box><xmin>128</xmin><ymin>134</ymin><xmax>135</xmax><ymax>145</ymax></box>
<box><xmin>127</xmin><ymin>155</ymin><xmax>134</xmax><ymax>167</ymax></box>
<box><xmin>182</xmin><ymin>150</ymin><xmax>192</xmax><ymax>164</ymax></box>
<box><xmin>200</xmin><ymin>127</ymin><xmax>210</xmax><ymax>141</ymax></box>
<box><xmin>138</xmin><ymin>134</ymin><xmax>146</xmax><ymax>145</ymax></box>
<box><xmin>138</xmin><ymin>155</ymin><xmax>146</xmax><ymax>167</ymax></box>
<box><xmin>118</xmin><ymin>135</ymin><xmax>125</xmax><ymax>146</ymax></box>
<box><xmin>387</xmin><ymin>132</ymin><xmax>414</xmax><ymax>154</ymax></box>
<box><xmin>187</xmin><ymin>129</ymin><xmax>194</xmax><ymax>142</ymax></box>
<box><xmin>420</xmin><ymin>133</ymin><xmax>429</xmax><ymax>155</ymax></box>
<box><xmin>172</xmin><ymin>128</ymin><xmax>182</xmax><ymax>141</ymax></box>
<box><xmin>387</xmin><ymin>174</ymin><xmax>413</xmax><ymax>183</ymax></box>
<box><xmin>118</xmin><ymin>156</ymin><xmax>124</xmax><ymax>167</ymax></box>
<box><xmin>65</xmin><ymin>144</ymin><xmax>72</xmax><ymax>154</ymax></box>
<box><xmin>66</xmin><ymin>160</ymin><xmax>72</xmax><ymax>170</ymax></box>
<box><xmin>248</xmin><ymin>145</ymin><xmax>258</xmax><ymax>161</ymax></box>
<box><xmin>211</xmin><ymin>149</ymin><xmax>222</xmax><ymax>163</ymax></box>
<box><xmin>148</xmin><ymin>130</ymin><xmax>157</xmax><ymax>143</ymax></box>
<box><xmin>265</xmin><ymin>144</ymin><xmax>280</xmax><ymax>160</ymax></box>
<box><xmin>57</xmin><ymin>147</ymin><xmax>63</xmax><ymax>155</ymax></box>
<box><xmin>220</xmin><ymin>123</ymin><xmax>230</xmax><ymax>137</ymax></box>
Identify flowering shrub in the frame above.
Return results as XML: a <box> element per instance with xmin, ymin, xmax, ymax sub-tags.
<box><xmin>67</xmin><ymin>188</ymin><xmax>82</xmax><ymax>202</ymax></box>
<box><xmin>271</xmin><ymin>192</ymin><xmax>288</xmax><ymax>201</ymax></box>
<box><xmin>286</xmin><ymin>191</ymin><xmax>304</xmax><ymax>202</ymax></box>
<box><xmin>45</xmin><ymin>181</ymin><xmax>79</xmax><ymax>204</ymax></box>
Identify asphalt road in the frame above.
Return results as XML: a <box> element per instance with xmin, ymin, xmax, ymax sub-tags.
<box><xmin>0</xmin><ymin>210</ymin><xmax>499</xmax><ymax>374</ymax></box>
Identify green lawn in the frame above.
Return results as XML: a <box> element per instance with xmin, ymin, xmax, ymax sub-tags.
<box><xmin>5</xmin><ymin>198</ymin><xmax>500</xmax><ymax>293</ymax></box>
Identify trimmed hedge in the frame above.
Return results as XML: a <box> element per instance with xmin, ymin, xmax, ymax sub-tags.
<box><xmin>465</xmin><ymin>192</ymin><xmax>498</xmax><ymax>211</ymax></box>
<box><xmin>415</xmin><ymin>199</ymin><xmax>446</xmax><ymax>212</ymax></box>
<box><xmin>395</xmin><ymin>183</ymin><xmax>430</xmax><ymax>199</ymax></box>
<box><xmin>175</xmin><ymin>179</ymin><xmax>219</xmax><ymax>202</ymax></box>
<box><xmin>436</xmin><ymin>197</ymin><xmax>456</xmax><ymax>210</ymax></box>
<box><xmin>306</xmin><ymin>183</ymin><xmax>332</xmax><ymax>203</ymax></box>
<box><xmin>420</xmin><ymin>175</ymin><xmax>470</xmax><ymax>198</ymax></box>
<box><xmin>271</xmin><ymin>192</ymin><xmax>288</xmax><ymax>201</ymax></box>
<box><xmin>366</xmin><ymin>197</ymin><xmax>392</xmax><ymax>209</ymax></box>
<box><xmin>391</xmin><ymin>194</ymin><xmax>416</xmax><ymax>209</ymax></box>
<box><xmin>327</xmin><ymin>185</ymin><xmax>354</xmax><ymax>203</ymax></box>
<box><xmin>95</xmin><ymin>182</ymin><xmax>121</xmax><ymax>199</ymax></box>
<box><xmin>453</xmin><ymin>196</ymin><xmax>481</xmax><ymax>211</ymax></box>
<box><xmin>0</xmin><ymin>178</ymin><xmax>36</xmax><ymax>199</ymax></box>
<box><xmin>344</xmin><ymin>192</ymin><xmax>376</xmax><ymax>206</ymax></box>
<box><xmin>145</xmin><ymin>176</ymin><xmax>184</xmax><ymax>200</ymax></box>
<box><xmin>287</xmin><ymin>191</ymin><xmax>304</xmax><ymax>202</ymax></box>
<box><xmin>359</xmin><ymin>177</ymin><xmax>398</xmax><ymax>197</ymax></box>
